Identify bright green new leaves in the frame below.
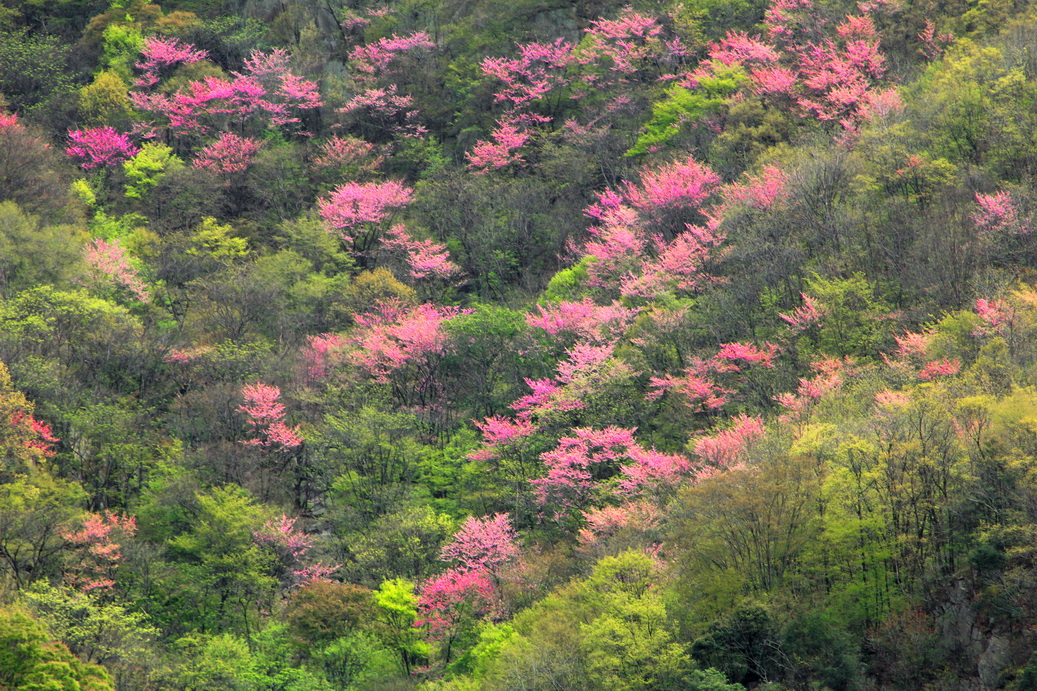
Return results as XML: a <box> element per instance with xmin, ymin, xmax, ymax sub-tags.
<box><xmin>164</xmin><ymin>486</ymin><xmax>275</xmax><ymax>638</ymax></box>
<box><xmin>374</xmin><ymin>578</ymin><xmax>431</xmax><ymax>675</ymax></box>
<box><xmin>0</xmin><ymin>605</ymin><xmax>114</xmax><ymax>691</ymax></box>
<box><xmin>123</xmin><ymin>143</ymin><xmax>182</xmax><ymax>200</ymax></box>
<box><xmin>628</xmin><ymin>66</ymin><xmax>749</xmax><ymax>157</ymax></box>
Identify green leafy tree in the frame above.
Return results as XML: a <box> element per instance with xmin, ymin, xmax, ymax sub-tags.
<box><xmin>374</xmin><ymin>578</ymin><xmax>430</xmax><ymax>675</ymax></box>
<box><xmin>23</xmin><ymin>582</ymin><xmax>159</xmax><ymax>689</ymax></box>
<box><xmin>163</xmin><ymin>486</ymin><xmax>275</xmax><ymax>639</ymax></box>
<box><xmin>0</xmin><ymin>604</ymin><xmax>114</xmax><ymax>691</ymax></box>
<box><xmin>0</xmin><ymin>474</ymin><xmax>85</xmax><ymax>587</ymax></box>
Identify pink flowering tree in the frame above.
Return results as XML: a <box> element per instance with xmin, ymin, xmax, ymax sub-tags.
<box><xmin>10</xmin><ymin>410</ymin><xmax>59</xmax><ymax>460</ymax></box>
<box><xmin>416</xmin><ymin>567</ymin><xmax>498</xmax><ymax>665</ymax></box>
<box><xmin>440</xmin><ymin>513</ymin><xmax>520</xmax><ymax>583</ymax></box>
<box><xmin>917</xmin><ymin>21</ymin><xmax>954</xmax><ymax>61</ymax></box>
<box><xmin>567</xmin><ymin>156</ymin><xmax>733</xmax><ymax>302</ymax></box>
<box><xmin>301</xmin><ymin>333</ymin><xmax>345</xmax><ymax>383</ymax></box>
<box><xmin>482</xmin><ymin>39</ymin><xmax>576</xmax><ymax>113</ymax></box>
<box><xmin>61</xmin><ymin>511</ymin><xmax>137</xmax><ymax>594</ymax></box>
<box><xmin>379</xmin><ymin>225</ymin><xmax>461</xmax><ymax>283</ymax></box>
<box><xmin>526</xmin><ymin>299</ymin><xmax>640</xmax><ymax>345</ymax></box>
<box><xmin>532</xmin><ymin>426</ymin><xmax>689</xmax><ymax>525</ymax></box>
<box><xmin>253</xmin><ymin>514</ymin><xmax>340</xmax><ymax>589</ymax></box>
<box><xmin>83</xmin><ymin>238</ymin><xmax>150</xmax><ymax>303</ymax></box>
<box><xmin>466</xmin><ymin>117</ymin><xmax>533</xmax><ymax>173</ymax></box>
<box><xmin>239</xmin><ymin>383</ymin><xmax>303</xmax><ymax>450</ymax></box>
<box><xmin>338</xmin><ymin>32</ymin><xmax>435</xmax><ymax>140</ymax></box>
<box><xmin>417</xmin><ymin>513</ymin><xmax>520</xmax><ymax>664</ymax></box>
<box><xmin>648</xmin><ymin>341</ymin><xmax>780</xmax><ymax>412</ymax></box>
<box><xmin>66</xmin><ymin>127</ymin><xmax>139</xmax><ymax>170</ymax></box>
<box><xmin>692</xmin><ymin>414</ymin><xmax>766</xmax><ymax>468</ymax></box>
<box><xmin>130</xmin><ymin>44</ymin><xmax>321</xmax><ymax>141</ymax></box>
<box><xmin>773</xmin><ymin>357</ymin><xmax>848</xmax><ymax>426</ymax></box>
<box><xmin>312</xmin><ymin>135</ymin><xmax>383</xmax><ymax>181</ymax></box>
<box><xmin>917</xmin><ymin>359</ymin><xmax>961</xmax><ymax>382</ymax></box>
<box><xmin>192</xmin><ymin>132</ymin><xmax>264</xmax><ymax>176</ymax></box>
<box><xmin>349</xmin><ymin>32</ymin><xmax>436</xmax><ymax>76</ymax></box>
<box><xmin>348</xmin><ymin>301</ymin><xmax>471</xmax><ymax>412</ymax></box>
<box><xmin>974</xmin><ymin>298</ymin><xmax>1011</xmax><ymax>338</ymax></box>
<box><xmin>577</xmin><ymin>500</ymin><xmax>662</xmax><ymax>560</ymax></box>
<box><xmin>134</xmin><ymin>36</ymin><xmax>208</xmax><ymax>88</ymax></box>
<box><xmin>581</xmin><ymin>9</ymin><xmax>685</xmax><ymax>79</ymax></box>
<box><xmin>318</xmin><ymin>179</ymin><xmax>413</xmax><ymax>256</ymax></box>
<box><xmin>673</xmin><ymin>0</ymin><xmax>891</xmax><ymax>138</ymax></box>
<box><xmin>972</xmin><ymin>192</ymin><xmax>1033</xmax><ymax>264</ymax></box>
<box><xmin>337</xmin><ymin>85</ymin><xmax>428</xmax><ymax>140</ymax></box>
<box><xmin>780</xmin><ymin>293</ymin><xmax>826</xmax><ymax>332</ymax></box>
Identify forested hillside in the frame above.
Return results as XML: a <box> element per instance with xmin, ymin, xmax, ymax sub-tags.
<box><xmin>2</xmin><ymin>0</ymin><xmax>1037</xmax><ymax>687</ymax></box>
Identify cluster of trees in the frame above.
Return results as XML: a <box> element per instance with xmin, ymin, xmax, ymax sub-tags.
<box><xmin>4</xmin><ymin>0</ymin><xmax>1037</xmax><ymax>688</ymax></box>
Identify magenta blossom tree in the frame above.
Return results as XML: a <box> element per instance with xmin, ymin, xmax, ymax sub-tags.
<box><xmin>349</xmin><ymin>300</ymin><xmax>471</xmax><ymax>411</ymax></box>
<box><xmin>440</xmin><ymin>513</ymin><xmax>520</xmax><ymax>580</ymax></box>
<box><xmin>318</xmin><ymin>179</ymin><xmax>413</xmax><ymax>254</ymax></box>
<box><xmin>67</xmin><ymin>127</ymin><xmax>139</xmax><ymax>169</ymax></box>
<box><xmin>239</xmin><ymin>383</ymin><xmax>303</xmax><ymax>449</ymax></box>
<box><xmin>193</xmin><ymin>132</ymin><xmax>264</xmax><ymax>175</ymax></box>
<box><xmin>135</xmin><ymin>36</ymin><xmax>208</xmax><ymax>88</ymax></box>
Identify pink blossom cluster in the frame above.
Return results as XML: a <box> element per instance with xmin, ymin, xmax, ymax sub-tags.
<box><xmin>135</xmin><ymin>36</ymin><xmax>208</xmax><ymax>88</ymax></box>
<box><xmin>349</xmin><ymin>32</ymin><xmax>435</xmax><ymax>74</ymax></box>
<box><xmin>192</xmin><ymin>132</ymin><xmax>263</xmax><ymax>174</ymax></box>
<box><xmin>61</xmin><ymin>511</ymin><xmax>136</xmax><ymax>592</ymax></box>
<box><xmin>83</xmin><ymin>238</ymin><xmax>150</xmax><ymax>302</ymax></box>
<box><xmin>312</xmin><ymin>136</ymin><xmax>383</xmax><ymax>174</ymax></box>
<box><xmin>469</xmin><ymin>341</ymin><xmax>635</xmax><ymax>462</ymax></box>
<box><xmin>348</xmin><ymin>301</ymin><xmax>471</xmax><ymax>412</ymax></box>
<box><xmin>238</xmin><ymin>383</ymin><xmax>303</xmax><ymax>449</ymax></box>
<box><xmin>302</xmin><ymin>333</ymin><xmax>344</xmax><ymax>382</ymax></box>
<box><xmin>972</xmin><ymin>191</ymin><xmax>1031</xmax><ymax>239</ymax></box>
<box><xmin>440</xmin><ymin>513</ymin><xmax>520</xmax><ymax>577</ymax></box>
<box><xmin>974</xmin><ymin>298</ymin><xmax>1010</xmax><ymax>337</ymax></box>
<box><xmin>416</xmin><ymin>568</ymin><xmax>498</xmax><ymax>639</ymax></box>
<box><xmin>577</xmin><ymin>501</ymin><xmax>661</xmax><ymax>554</ymax></box>
<box><xmin>380</xmin><ymin>225</ymin><xmax>461</xmax><ymax>281</ymax></box>
<box><xmin>417</xmin><ymin>514</ymin><xmax>519</xmax><ymax>640</ymax></box>
<box><xmin>692</xmin><ymin>414</ymin><xmax>766</xmax><ymax>466</ymax></box>
<box><xmin>917</xmin><ymin>20</ymin><xmax>954</xmax><ymax>61</ymax></box>
<box><xmin>780</xmin><ymin>293</ymin><xmax>825</xmax><ymax>331</ymax></box>
<box><xmin>164</xmin><ymin>346</ymin><xmax>214</xmax><ymax>365</ymax></box>
<box><xmin>66</xmin><ymin>127</ymin><xmax>139</xmax><ymax>169</ymax></box>
<box><xmin>575</xmin><ymin>157</ymin><xmax>732</xmax><ymax>298</ymax></box>
<box><xmin>525</xmin><ymin>299</ymin><xmax>640</xmax><ymax>343</ymax></box>
<box><xmin>773</xmin><ymin>357</ymin><xmax>848</xmax><ymax>422</ymax></box>
<box><xmin>11</xmin><ymin>410</ymin><xmax>59</xmax><ymax>458</ymax></box>
<box><xmin>533</xmin><ymin>426</ymin><xmax>689</xmax><ymax>515</ymax></box>
<box><xmin>337</xmin><ymin>83</ymin><xmax>427</xmax><ymax>139</ymax></box>
<box><xmin>467</xmin><ymin>118</ymin><xmax>531</xmax><ymax>172</ymax></box>
<box><xmin>648</xmin><ymin>341</ymin><xmax>780</xmax><ymax>410</ymax></box>
<box><xmin>253</xmin><ymin>514</ymin><xmax>339</xmax><ymax>587</ymax></box>
<box><xmin>583</xmin><ymin>9</ymin><xmax>676</xmax><ymax>75</ymax></box>
<box><xmin>721</xmin><ymin>166</ymin><xmax>791</xmax><ymax>212</ymax></box>
<box><xmin>130</xmin><ymin>44</ymin><xmax>321</xmax><ymax>140</ymax></box>
<box><xmin>681</xmin><ymin>0</ymin><xmax>890</xmax><ymax>134</ymax></box>
<box><xmin>917</xmin><ymin>359</ymin><xmax>961</xmax><ymax>381</ymax></box>
<box><xmin>481</xmin><ymin>39</ymin><xmax>575</xmax><ymax>109</ymax></box>
<box><xmin>318</xmin><ymin>179</ymin><xmax>413</xmax><ymax>242</ymax></box>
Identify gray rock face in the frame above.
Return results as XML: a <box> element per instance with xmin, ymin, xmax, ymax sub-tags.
<box><xmin>938</xmin><ymin>579</ymin><xmax>1011</xmax><ymax>690</ymax></box>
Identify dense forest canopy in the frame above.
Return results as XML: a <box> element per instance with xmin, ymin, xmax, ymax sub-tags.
<box><xmin>3</xmin><ymin>0</ymin><xmax>1037</xmax><ymax>687</ymax></box>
